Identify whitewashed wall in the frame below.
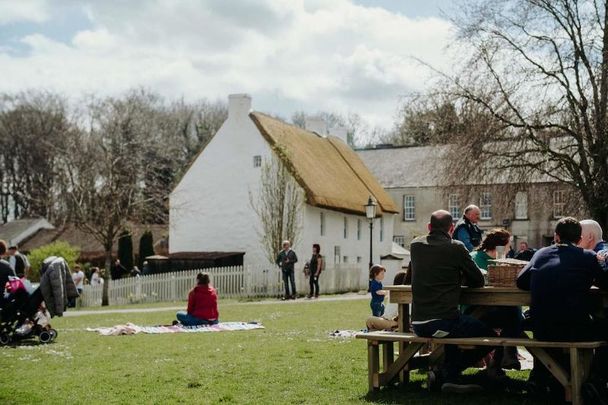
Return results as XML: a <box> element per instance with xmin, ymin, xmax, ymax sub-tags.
<box><xmin>170</xmin><ymin>94</ymin><xmax>272</xmax><ymax>268</ymax></box>
<box><xmin>170</xmin><ymin>93</ymin><xmax>397</xmax><ymax>276</ymax></box>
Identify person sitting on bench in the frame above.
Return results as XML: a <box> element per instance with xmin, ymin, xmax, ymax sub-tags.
<box><xmin>410</xmin><ymin>210</ymin><xmax>497</xmax><ymax>394</ymax></box>
<box><xmin>517</xmin><ymin>217</ymin><xmax>608</xmax><ymax>400</ymax></box>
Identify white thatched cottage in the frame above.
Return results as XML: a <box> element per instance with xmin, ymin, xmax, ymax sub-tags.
<box><xmin>170</xmin><ymin>94</ymin><xmax>399</xmax><ymax>279</ymax></box>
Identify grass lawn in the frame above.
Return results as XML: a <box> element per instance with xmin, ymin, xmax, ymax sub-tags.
<box><xmin>0</xmin><ymin>297</ymin><xmax>544</xmax><ymax>404</ymax></box>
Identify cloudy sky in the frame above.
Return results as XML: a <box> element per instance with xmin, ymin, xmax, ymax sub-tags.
<box><xmin>0</xmin><ymin>0</ymin><xmax>458</xmax><ymax>130</ymax></box>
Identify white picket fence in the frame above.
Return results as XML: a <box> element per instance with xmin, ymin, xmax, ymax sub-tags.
<box><xmin>79</xmin><ymin>264</ymin><xmax>366</xmax><ymax>307</ymax></box>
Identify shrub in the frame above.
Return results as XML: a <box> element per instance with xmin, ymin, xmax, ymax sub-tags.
<box><xmin>28</xmin><ymin>241</ymin><xmax>80</xmax><ymax>282</ymax></box>
<box><xmin>138</xmin><ymin>230</ymin><xmax>154</xmax><ymax>268</ymax></box>
<box><xmin>118</xmin><ymin>230</ymin><xmax>134</xmax><ymax>271</ymax></box>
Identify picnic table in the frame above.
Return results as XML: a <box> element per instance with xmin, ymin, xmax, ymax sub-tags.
<box><xmin>357</xmin><ymin>285</ymin><xmax>608</xmax><ymax>405</ymax></box>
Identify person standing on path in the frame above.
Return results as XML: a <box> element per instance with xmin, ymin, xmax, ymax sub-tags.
<box><xmin>307</xmin><ymin>244</ymin><xmax>323</xmax><ymax>299</ymax></box>
<box><xmin>276</xmin><ymin>240</ymin><xmax>298</xmax><ymax>300</ymax></box>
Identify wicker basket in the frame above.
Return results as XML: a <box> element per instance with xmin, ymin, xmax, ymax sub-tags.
<box><xmin>487</xmin><ymin>259</ymin><xmax>527</xmax><ymax>287</ymax></box>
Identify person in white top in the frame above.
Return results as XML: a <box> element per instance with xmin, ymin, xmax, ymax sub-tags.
<box><xmin>90</xmin><ymin>267</ymin><xmax>104</xmax><ymax>286</ymax></box>
<box><xmin>69</xmin><ymin>264</ymin><xmax>85</xmax><ymax>308</ymax></box>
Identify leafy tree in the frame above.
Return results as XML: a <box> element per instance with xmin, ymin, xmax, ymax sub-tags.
<box><xmin>28</xmin><ymin>241</ymin><xmax>80</xmax><ymax>282</ymax></box>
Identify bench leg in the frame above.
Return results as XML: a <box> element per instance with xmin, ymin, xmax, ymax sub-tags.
<box><xmin>569</xmin><ymin>348</ymin><xmax>594</xmax><ymax>405</ymax></box>
<box><xmin>368</xmin><ymin>340</ymin><xmax>380</xmax><ymax>392</ymax></box>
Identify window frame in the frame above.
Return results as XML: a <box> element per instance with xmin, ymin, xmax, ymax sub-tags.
<box><xmin>479</xmin><ymin>192</ymin><xmax>492</xmax><ymax>220</ymax></box>
<box><xmin>402</xmin><ymin>195</ymin><xmax>416</xmax><ymax>221</ymax></box>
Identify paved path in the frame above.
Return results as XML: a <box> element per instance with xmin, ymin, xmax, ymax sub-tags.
<box><xmin>65</xmin><ymin>292</ymin><xmax>369</xmax><ymax>317</ymax></box>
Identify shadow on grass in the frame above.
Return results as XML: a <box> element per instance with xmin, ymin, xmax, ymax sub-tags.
<box><xmin>360</xmin><ymin>372</ymin><xmax>553</xmax><ymax>405</ymax></box>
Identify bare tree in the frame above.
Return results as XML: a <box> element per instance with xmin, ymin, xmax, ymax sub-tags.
<box><xmin>0</xmin><ymin>92</ymin><xmax>71</xmax><ymax>223</ymax></box>
<box><xmin>249</xmin><ymin>151</ymin><xmax>303</xmax><ymax>265</ymax></box>
<box><xmin>435</xmin><ymin>0</ymin><xmax>608</xmax><ymax>229</ymax></box>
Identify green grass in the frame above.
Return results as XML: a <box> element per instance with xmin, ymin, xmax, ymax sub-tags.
<box><xmin>0</xmin><ymin>298</ymin><xmax>544</xmax><ymax>404</ymax></box>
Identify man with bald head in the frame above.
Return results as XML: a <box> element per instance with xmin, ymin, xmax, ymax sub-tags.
<box><xmin>410</xmin><ymin>210</ymin><xmax>496</xmax><ymax>393</ymax></box>
<box><xmin>454</xmin><ymin>205</ymin><xmax>484</xmax><ymax>251</ymax></box>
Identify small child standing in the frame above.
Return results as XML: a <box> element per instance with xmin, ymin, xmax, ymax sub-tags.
<box><xmin>368</xmin><ymin>264</ymin><xmax>387</xmax><ymax>316</ymax></box>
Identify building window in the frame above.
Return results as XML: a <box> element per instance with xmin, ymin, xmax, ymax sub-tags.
<box><xmin>343</xmin><ymin>217</ymin><xmax>348</xmax><ymax>239</ymax></box>
<box><xmin>380</xmin><ymin>216</ymin><xmax>384</xmax><ymax>242</ymax></box>
<box><xmin>448</xmin><ymin>194</ymin><xmax>460</xmax><ymax>219</ymax></box>
<box><xmin>357</xmin><ymin>219</ymin><xmax>361</xmax><ymax>240</ymax></box>
<box><xmin>320</xmin><ymin>212</ymin><xmax>325</xmax><ymax>236</ymax></box>
<box><xmin>393</xmin><ymin>235</ymin><xmax>405</xmax><ymax>247</ymax></box>
<box><xmin>253</xmin><ymin>155</ymin><xmax>261</xmax><ymax>167</ymax></box>
<box><xmin>403</xmin><ymin>195</ymin><xmax>415</xmax><ymax>221</ymax></box>
<box><xmin>553</xmin><ymin>190</ymin><xmax>566</xmax><ymax>218</ymax></box>
<box><xmin>334</xmin><ymin>246</ymin><xmax>341</xmax><ymax>264</ymax></box>
<box><xmin>480</xmin><ymin>192</ymin><xmax>492</xmax><ymax>220</ymax></box>
<box><xmin>356</xmin><ymin>256</ymin><xmax>362</xmax><ymax>264</ymax></box>
<box><xmin>343</xmin><ymin>256</ymin><xmax>348</xmax><ymax>263</ymax></box>
<box><xmin>515</xmin><ymin>191</ymin><xmax>528</xmax><ymax>219</ymax></box>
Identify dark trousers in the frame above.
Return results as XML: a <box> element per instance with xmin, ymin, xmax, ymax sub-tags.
<box><xmin>309</xmin><ymin>275</ymin><xmax>319</xmax><ymax>297</ymax></box>
<box><xmin>282</xmin><ymin>269</ymin><xmax>296</xmax><ymax>298</ymax></box>
<box><xmin>413</xmin><ymin>315</ymin><xmax>497</xmax><ymax>381</ymax></box>
<box><xmin>474</xmin><ymin>305</ymin><xmax>523</xmax><ymax>366</ymax></box>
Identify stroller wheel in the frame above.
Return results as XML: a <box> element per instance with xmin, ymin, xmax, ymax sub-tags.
<box><xmin>49</xmin><ymin>329</ymin><xmax>58</xmax><ymax>341</ymax></box>
<box><xmin>0</xmin><ymin>333</ymin><xmax>11</xmax><ymax>346</ymax></box>
<box><xmin>39</xmin><ymin>330</ymin><xmax>52</xmax><ymax>344</ymax></box>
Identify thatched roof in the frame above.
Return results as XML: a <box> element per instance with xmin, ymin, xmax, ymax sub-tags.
<box><xmin>249</xmin><ymin>112</ymin><xmax>398</xmax><ymax>216</ymax></box>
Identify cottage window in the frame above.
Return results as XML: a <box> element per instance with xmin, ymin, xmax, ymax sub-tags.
<box><xmin>343</xmin><ymin>256</ymin><xmax>348</xmax><ymax>263</ymax></box>
<box><xmin>393</xmin><ymin>235</ymin><xmax>405</xmax><ymax>247</ymax></box>
<box><xmin>515</xmin><ymin>191</ymin><xmax>528</xmax><ymax>219</ymax></box>
<box><xmin>320</xmin><ymin>212</ymin><xmax>325</xmax><ymax>236</ymax></box>
<box><xmin>448</xmin><ymin>194</ymin><xmax>460</xmax><ymax>219</ymax></box>
<box><xmin>356</xmin><ymin>256</ymin><xmax>362</xmax><ymax>263</ymax></box>
<box><xmin>253</xmin><ymin>155</ymin><xmax>262</xmax><ymax>167</ymax></box>
<box><xmin>334</xmin><ymin>246</ymin><xmax>341</xmax><ymax>264</ymax></box>
<box><xmin>357</xmin><ymin>219</ymin><xmax>361</xmax><ymax>240</ymax></box>
<box><xmin>403</xmin><ymin>195</ymin><xmax>415</xmax><ymax>221</ymax></box>
<box><xmin>343</xmin><ymin>217</ymin><xmax>348</xmax><ymax>239</ymax></box>
<box><xmin>480</xmin><ymin>192</ymin><xmax>492</xmax><ymax>220</ymax></box>
<box><xmin>553</xmin><ymin>190</ymin><xmax>566</xmax><ymax>218</ymax></box>
<box><xmin>380</xmin><ymin>216</ymin><xmax>384</xmax><ymax>242</ymax></box>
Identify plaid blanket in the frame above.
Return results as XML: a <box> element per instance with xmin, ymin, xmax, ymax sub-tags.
<box><xmin>87</xmin><ymin>322</ymin><xmax>264</xmax><ymax>336</ymax></box>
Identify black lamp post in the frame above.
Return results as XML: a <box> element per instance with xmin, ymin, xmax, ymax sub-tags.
<box><xmin>364</xmin><ymin>195</ymin><xmax>377</xmax><ymax>269</ymax></box>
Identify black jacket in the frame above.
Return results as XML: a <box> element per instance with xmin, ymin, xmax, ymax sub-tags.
<box><xmin>410</xmin><ymin>231</ymin><xmax>484</xmax><ymax>322</ymax></box>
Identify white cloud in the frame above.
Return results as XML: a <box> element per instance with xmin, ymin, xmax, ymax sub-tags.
<box><xmin>0</xmin><ymin>0</ymin><xmax>51</xmax><ymax>25</ymax></box>
<box><xmin>0</xmin><ymin>0</ymin><xmax>455</xmax><ymax>130</ymax></box>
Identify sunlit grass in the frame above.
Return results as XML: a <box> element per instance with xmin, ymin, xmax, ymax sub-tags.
<box><xmin>0</xmin><ymin>298</ymin><xmax>540</xmax><ymax>404</ymax></box>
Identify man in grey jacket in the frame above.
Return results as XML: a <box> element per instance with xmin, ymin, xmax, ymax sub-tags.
<box><xmin>410</xmin><ymin>210</ymin><xmax>496</xmax><ymax>393</ymax></box>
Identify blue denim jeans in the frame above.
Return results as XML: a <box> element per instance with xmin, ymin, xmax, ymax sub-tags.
<box><xmin>176</xmin><ymin>311</ymin><xmax>219</xmax><ymax>327</ymax></box>
<box><xmin>413</xmin><ymin>315</ymin><xmax>496</xmax><ymax>381</ymax></box>
<box><xmin>282</xmin><ymin>269</ymin><xmax>296</xmax><ymax>298</ymax></box>
<box><xmin>370</xmin><ymin>301</ymin><xmax>385</xmax><ymax>317</ymax></box>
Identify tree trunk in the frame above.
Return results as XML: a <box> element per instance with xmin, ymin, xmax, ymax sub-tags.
<box><xmin>102</xmin><ymin>248</ymin><xmax>112</xmax><ymax>306</ymax></box>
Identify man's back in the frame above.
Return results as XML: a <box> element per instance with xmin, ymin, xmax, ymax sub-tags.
<box><xmin>410</xmin><ymin>231</ymin><xmax>484</xmax><ymax>322</ymax></box>
<box><xmin>517</xmin><ymin>244</ymin><xmax>605</xmax><ymax>338</ymax></box>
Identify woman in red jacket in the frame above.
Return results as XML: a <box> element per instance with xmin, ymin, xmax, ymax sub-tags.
<box><xmin>175</xmin><ymin>273</ymin><xmax>219</xmax><ymax>326</ymax></box>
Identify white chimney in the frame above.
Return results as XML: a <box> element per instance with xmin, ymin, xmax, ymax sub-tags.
<box><xmin>228</xmin><ymin>93</ymin><xmax>252</xmax><ymax>119</ymax></box>
<box><xmin>305</xmin><ymin>117</ymin><xmax>328</xmax><ymax>136</ymax></box>
<box><xmin>329</xmin><ymin>126</ymin><xmax>348</xmax><ymax>144</ymax></box>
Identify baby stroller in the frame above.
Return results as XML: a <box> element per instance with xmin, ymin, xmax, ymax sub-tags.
<box><xmin>0</xmin><ymin>277</ymin><xmax>57</xmax><ymax>345</ymax></box>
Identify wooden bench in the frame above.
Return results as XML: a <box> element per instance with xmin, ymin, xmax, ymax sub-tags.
<box><xmin>356</xmin><ymin>331</ymin><xmax>607</xmax><ymax>405</ymax></box>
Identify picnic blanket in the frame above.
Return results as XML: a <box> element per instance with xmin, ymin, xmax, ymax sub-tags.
<box><xmin>87</xmin><ymin>322</ymin><xmax>264</xmax><ymax>336</ymax></box>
